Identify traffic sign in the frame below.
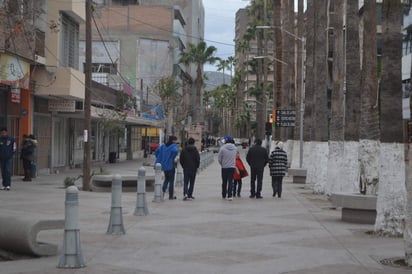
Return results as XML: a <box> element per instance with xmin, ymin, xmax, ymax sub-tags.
<box><xmin>275</xmin><ymin>109</ymin><xmax>296</xmax><ymax>127</ymax></box>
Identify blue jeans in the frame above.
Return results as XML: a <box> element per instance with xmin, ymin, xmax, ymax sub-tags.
<box><xmin>162</xmin><ymin>169</ymin><xmax>176</xmax><ymax>198</ymax></box>
<box><xmin>183</xmin><ymin>169</ymin><xmax>196</xmax><ymax>198</ymax></box>
<box><xmin>250</xmin><ymin>167</ymin><xmax>264</xmax><ymax>197</ymax></box>
<box><xmin>221</xmin><ymin>168</ymin><xmax>235</xmax><ymax>198</ymax></box>
<box><xmin>0</xmin><ymin>158</ymin><xmax>12</xmax><ymax>187</ymax></box>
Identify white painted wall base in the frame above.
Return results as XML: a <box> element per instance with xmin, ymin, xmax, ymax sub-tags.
<box><xmin>375</xmin><ymin>142</ymin><xmax>406</xmax><ymax>235</ymax></box>
<box><xmin>286</xmin><ymin>139</ymin><xmax>406</xmax><ymax>234</ymax></box>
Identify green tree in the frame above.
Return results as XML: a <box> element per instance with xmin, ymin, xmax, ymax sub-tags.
<box><xmin>153</xmin><ymin>77</ymin><xmax>181</xmax><ymax>135</ymax></box>
<box><xmin>179</xmin><ymin>41</ymin><xmax>217</xmax><ymax>124</ymax></box>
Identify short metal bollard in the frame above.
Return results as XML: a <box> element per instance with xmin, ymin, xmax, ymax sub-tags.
<box><xmin>107</xmin><ymin>174</ymin><xmax>126</xmax><ymax>235</ymax></box>
<box><xmin>57</xmin><ymin>186</ymin><xmax>85</xmax><ymax>269</ymax></box>
<box><xmin>175</xmin><ymin>158</ymin><xmax>183</xmax><ymax>187</ymax></box>
<box><xmin>134</xmin><ymin>167</ymin><xmax>149</xmax><ymax>216</ymax></box>
<box><xmin>153</xmin><ymin>163</ymin><xmax>164</xmax><ymax>202</ymax></box>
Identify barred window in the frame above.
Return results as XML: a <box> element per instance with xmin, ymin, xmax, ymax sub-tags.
<box><xmin>60</xmin><ymin>12</ymin><xmax>79</xmax><ymax>69</ymax></box>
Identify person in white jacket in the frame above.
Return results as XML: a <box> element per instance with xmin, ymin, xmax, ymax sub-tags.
<box><xmin>218</xmin><ymin>136</ymin><xmax>237</xmax><ymax>201</ymax></box>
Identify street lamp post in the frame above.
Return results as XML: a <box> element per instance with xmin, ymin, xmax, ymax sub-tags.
<box><xmin>256</xmin><ymin>26</ymin><xmax>306</xmax><ymax>168</ymax></box>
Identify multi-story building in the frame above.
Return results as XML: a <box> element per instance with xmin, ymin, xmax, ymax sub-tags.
<box><xmin>87</xmin><ymin>1</ymin><xmax>204</xmax><ymax>146</ymax></box>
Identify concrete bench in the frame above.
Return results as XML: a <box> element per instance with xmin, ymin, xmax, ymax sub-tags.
<box><xmin>0</xmin><ymin>214</ymin><xmax>64</xmax><ymax>256</ymax></box>
<box><xmin>287</xmin><ymin>168</ymin><xmax>307</xmax><ymax>184</ymax></box>
<box><xmin>92</xmin><ymin>174</ymin><xmax>155</xmax><ymax>192</ymax></box>
<box><xmin>329</xmin><ymin>192</ymin><xmax>377</xmax><ymax>224</ymax></box>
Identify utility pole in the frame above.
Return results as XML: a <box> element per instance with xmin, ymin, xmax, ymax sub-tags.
<box><xmin>82</xmin><ymin>0</ymin><xmax>92</xmax><ymax>191</ymax></box>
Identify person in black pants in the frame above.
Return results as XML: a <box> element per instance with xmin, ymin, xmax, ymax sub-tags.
<box><xmin>20</xmin><ymin>134</ymin><xmax>37</xmax><ymax>181</ymax></box>
<box><xmin>268</xmin><ymin>142</ymin><xmax>288</xmax><ymax>198</ymax></box>
<box><xmin>246</xmin><ymin>139</ymin><xmax>268</xmax><ymax>199</ymax></box>
<box><xmin>180</xmin><ymin>137</ymin><xmax>200</xmax><ymax>200</ymax></box>
<box><xmin>0</xmin><ymin>128</ymin><xmax>16</xmax><ymax>190</ymax></box>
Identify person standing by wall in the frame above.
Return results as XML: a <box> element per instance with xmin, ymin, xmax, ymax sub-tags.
<box><xmin>155</xmin><ymin>135</ymin><xmax>179</xmax><ymax>200</ymax></box>
<box><xmin>269</xmin><ymin>142</ymin><xmax>288</xmax><ymax>198</ymax></box>
<box><xmin>20</xmin><ymin>134</ymin><xmax>37</xmax><ymax>181</ymax></box>
<box><xmin>246</xmin><ymin>139</ymin><xmax>268</xmax><ymax>199</ymax></box>
<box><xmin>180</xmin><ymin>137</ymin><xmax>200</xmax><ymax>200</ymax></box>
<box><xmin>233</xmin><ymin>151</ymin><xmax>248</xmax><ymax>198</ymax></box>
<box><xmin>218</xmin><ymin>136</ymin><xmax>237</xmax><ymax>201</ymax></box>
<box><xmin>0</xmin><ymin>128</ymin><xmax>16</xmax><ymax>190</ymax></box>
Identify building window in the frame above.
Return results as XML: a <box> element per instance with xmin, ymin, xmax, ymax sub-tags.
<box><xmin>60</xmin><ymin>12</ymin><xmax>79</xmax><ymax>69</ymax></box>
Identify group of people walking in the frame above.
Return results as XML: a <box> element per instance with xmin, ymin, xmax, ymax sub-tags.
<box><xmin>155</xmin><ymin>134</ymin><xmax>288</xmax><ymax>201</ymax></box>
<box><xmin>219</xmin><ymin>136</ymin><xmax>288</xmax><ymax>200</ymax></box>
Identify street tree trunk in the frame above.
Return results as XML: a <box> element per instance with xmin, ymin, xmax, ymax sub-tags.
<box><xmin>344</xmin><ymin>0</ymin><xmax>361</xmax><ymax>141</ymax></box>
<box><xmin>359</xmin><ymin>0</ymin><xmax>379</xmax><ymax>195</ymax></box>
<box><xmin>293</xmin><ymin>0</ymin><xmax>304</xmax><ymax>140</ymax></box>
<box><xmin>312</xmin><ymin>0</ymin><xmax>329</xmax><ymax>142</ymax></box>
<box><xmin>273</xmin><ymin>0</ymin><xmax>282</xmax><ymax>140</ymax></box>
<box><xmin>380</xmin><ymin>0</ymin><xmax>403</xmax><ymax>143</ymax></box>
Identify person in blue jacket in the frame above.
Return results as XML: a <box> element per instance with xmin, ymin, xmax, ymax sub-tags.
<box><xmin>0</xmin><ymin>127</ymin><xmax>16</xmax><ymax>190</ymax></box>
<box><xmin>155</xmin><ymin>135</ymin><xmax>179</xmax><ymax>200</ymax></box>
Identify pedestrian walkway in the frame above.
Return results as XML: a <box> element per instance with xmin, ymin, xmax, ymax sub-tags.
<box><xmin>0</xmin><ymin>149</ymin><xmax>410</xmax><ymax>273</ymax></box>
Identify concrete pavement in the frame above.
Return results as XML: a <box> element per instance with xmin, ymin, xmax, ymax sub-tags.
<box><xmin>0</xmin><ymin>148</ymin><xmax>410</xmax><ymax>274</ymax></box>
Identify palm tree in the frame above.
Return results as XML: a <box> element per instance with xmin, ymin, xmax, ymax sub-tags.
<box><xmin>344</xmin><ymin>0</ymin><xmax>361</xmax><ymax>140</ymax></box>
<box><xmin>273</xmin><ymin>0</ymin><xmax>282</xmax><ymax>141</ymax></box>
<box><xmin>359</xmin><ymin>0</ymin><xmax>379</xmax><ymax>195</ymax></box>
<box><xmin>304</xmin><ymin>0</ymin><xmax>329</xmax><ymax>142</ymax></box>
<box><xmin>179</xmin><ymin>41</ymin><xmax>217</xmax><ymax>124</ymax></box>
<box><xmin>153</xmin><ymin>76</ymin><xmax>181</xmax><ymax>136</ymax></box>
<box><xmin>216</xmin><ymin>58</ymin><xmax>230</xmax><ymax>84</ymax></box>
<box><xmin>294</xmin><ymin>0</ymin><xmax>304</xmax><ymax>140</ymax></box>
<box><xmin>380</xmin><ymin>0</ymin><xmax>403</xmax><ymax>143</ymax></box>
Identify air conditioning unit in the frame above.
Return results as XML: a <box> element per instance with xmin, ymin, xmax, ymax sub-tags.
<box><xmin>34</xmin><ymin>54</ymin><xmax>46</xmax><ymax>65</ymax></box>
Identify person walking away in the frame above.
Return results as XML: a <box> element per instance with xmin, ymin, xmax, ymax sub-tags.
<box><xmin>269</xmin><ymin>142</ymin><xmax>288</xmax><ymax>198</ymax></box>
<box><xmin>246</xmin><ymin>139</ymin><xmax>268</xmax><ymax>199</ymax></box>
<box><xmin>233</xmin><ymin>151</ymin><xmax>248</xmax><ymax>198</ymax></box>
<box><xmin>180</xmin><ymin>137</ymin><xmax>200</xmax><ymax>200</ymax></box>
<box><xmin>218</xmin><ymin>136</ymin><xmax>237</xmax><ymax>201</ymax></box>
<box><xmin>20</xmin><ymin>134</ymin><xmax>37</xmax><ymax>181</ymax></box>
<box><xmin>155</xmin><ymin>135</ymin><xmax>179</xmax><ymax>200</ymax></box>
<box><xmin>0</xmin><ymin>128</ymin><xmax>16</xmax><ymax>190</ymax></box>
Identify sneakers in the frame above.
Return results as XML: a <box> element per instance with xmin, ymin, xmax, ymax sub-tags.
<box><xmin>249</xmin><ymin>194</ymin><xmax>255</xmax><ymax>198</ymax></box>
<box><xmin>183</xmin><ymin>195</ymin><xmax>189</xmax><ymax>201</ymax></box>
<box><xmin>169</xmin><ymin>196</ymin><xmax>177</xmax><ymax>200</ymax></box>
<box><xmin>227</xmin><ymin>197</ymin><xmax>233</xmax><ymax>201</ymax></box>
<box><xmin>6</xmin><ymin>186</ymin><xmax>10</xmax><ymax>191</ymax></box>
<box><xmin>2</xmin><ymin>186</ymin><xmax>10</xmax><ymax>191</ymax></box>
<box><xmin>256</xmin><ymin>195</ymin><xmax>263</xmax><ymax>199</ymax></box>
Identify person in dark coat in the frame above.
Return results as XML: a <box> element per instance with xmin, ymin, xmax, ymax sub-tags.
<box><xmin>20</xmin><ymin>134</ymin><xmax>37</xmax><ymax>181</ymax></box>
<box><xmin>268</xmin><ymin>142</ymin><xmax>288</xmax><ymax>198</ymax></box>
<box><xmin>0</xmin><ymin>128</ymin><xmax>16</xmax><ymax>190</ymax></box>
<box><xmin>180</xmin><ymin>137</ymin><xmax>200</xmax><ymax>200</ymax></box>
<box><xmin>246</xmin><ymin>138</ymin><xmax>268</xmax><ymax>199</ymax></box>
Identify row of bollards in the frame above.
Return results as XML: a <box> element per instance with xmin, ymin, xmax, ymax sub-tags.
<box><xmin>199</xmin><ymin>150</ymin><xmax>214</xmax><ymax>171</ymax></box>
<box><xmin>58</xmin><ymin>152</ymin><xmax>215</xmax><ymax>269</ymax></box>
<box><xmin>134</xmin><ymin>167</ymin><xmax>149</xmax><ymax>216</ymax></box>
<box><xmin>153</xmin><ymin>163</ymin><xmax>164</xmax><ymax>202</ymax></box>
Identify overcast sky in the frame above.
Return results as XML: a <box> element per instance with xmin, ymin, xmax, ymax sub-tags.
<box><xmin>203</xmin><ymin>0</ymin><xmax>249</xmax><ymax>72</ymax></box>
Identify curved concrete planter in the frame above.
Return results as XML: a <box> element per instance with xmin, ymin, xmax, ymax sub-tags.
<box><xmin>92</xmin><ymin>174</ymin><xmax>155</xmax><ymax>192</ymax></box>
<box><xmin>329</xmin><ymin>192</ymin><xmax>377</xmax><ymax>224</ymax></box>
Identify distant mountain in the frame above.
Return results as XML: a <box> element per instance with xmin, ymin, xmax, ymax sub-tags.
<box><xmin>204</xmin><ymin>71</ymin><xmax>232</xmax><ymax>92</ymax></box>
